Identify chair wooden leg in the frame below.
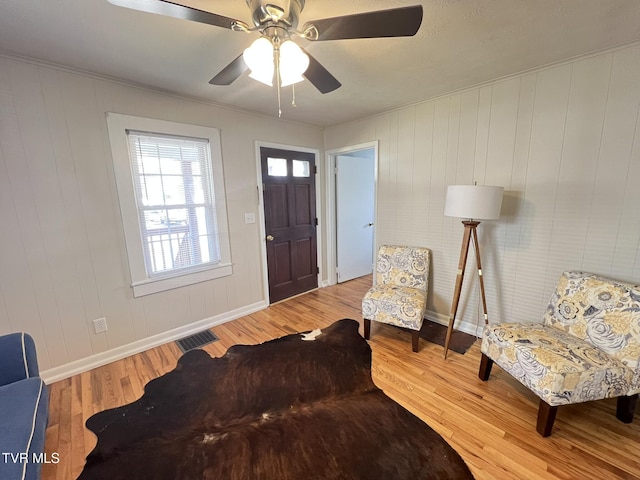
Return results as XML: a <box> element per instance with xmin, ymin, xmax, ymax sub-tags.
<box><xmin>616</xmin><ymin>394</ymin><xmax>638</xmax><ymax>423</ymax></box>
<box><xmin>411</xmin><ymin>330</ymin><xmax>420</xmax><ymax>352</ymax></box>
<box><xmin>536</xmin><ymin>400</ymin><xmax>558</xmax><ymax>437</ymax></box>
<box><xmin>363</xmin><ymin>319</ymin><xmax>371</xmax><ymax>340</ymax></box>
<box><xmin>478</xmin><ymin>353</ymin><xmax>493</xmax><ymax>381</ymax></box>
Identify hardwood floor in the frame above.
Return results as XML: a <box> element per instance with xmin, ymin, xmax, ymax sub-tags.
<box><xmin>43</xmin><ymin>276</ymin><xmax>640</xmax><ymax>479</ymax></box>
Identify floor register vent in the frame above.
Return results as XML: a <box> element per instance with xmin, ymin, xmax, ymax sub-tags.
<box><xmin>176</xmin><ymin>329</ymin><xmax>219</xmax><ymax>353</ymax></box>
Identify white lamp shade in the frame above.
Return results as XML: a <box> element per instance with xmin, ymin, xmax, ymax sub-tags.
<box><xmin>444</xmin><ymin>185</ymin><xmax>504</xmax><ymax>220</ymax></box>
<box><xmin>279</xmin><ymin>40</ymin><xmax>309</xmax><ymax>87</ymax></box>
<box><xmin>243</xmin><ymin>37</ymin><xmax>274</xmax><ymax>86</ymax></box>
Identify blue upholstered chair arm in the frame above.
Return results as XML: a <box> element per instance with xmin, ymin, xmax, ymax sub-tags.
<box><xmin>0</xmin><ymin>333</ymin><xmax>40</xmax><ymax>386</ymax></box>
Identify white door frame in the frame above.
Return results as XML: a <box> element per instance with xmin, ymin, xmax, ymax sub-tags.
<box><xmin>255</xmin><ymin>141</ymin><xmax>323</xmax><ymax>304</ymax></box>
<box><xmin>325</xmin><ymin>141</ymin><xmax>379</xmax><ymax>286</ymax></box>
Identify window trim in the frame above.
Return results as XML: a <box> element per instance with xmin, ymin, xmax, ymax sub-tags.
<box><xmin>107</xmin><ymin>113</ymin><xmax>232</xmax><ymax>297</ymax></box>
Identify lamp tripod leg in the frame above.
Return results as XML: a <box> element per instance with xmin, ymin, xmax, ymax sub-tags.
<box><xmin>471</xmin><ymin>226</ymin><xmax>490</xmax><ymax>325</ymax></box>
<box><xmin>444</xmin><ymin>223</ymin><xmax>475</xmax><ymax>359</ymax></box>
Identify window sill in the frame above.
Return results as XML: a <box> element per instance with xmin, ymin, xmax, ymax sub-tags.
<box><xmin>131</xmin><ymin>263</ymin><xmax>233</xmax><ymax>297</ymax></box>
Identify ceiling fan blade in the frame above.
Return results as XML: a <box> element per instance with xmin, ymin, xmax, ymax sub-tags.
<box><xmin>209</xmin><ymin>54</ymin><xmax>248</xmax><ymax>85</ymax></box>
<box><xmin>107</xmin><ymin>0</ymin><xmax>243</xmax><ymax>30</ymax></box>
<box><xmin>302</xmin><ymin>50</ymin><xmax>341</xmax><ymax>94</ymax></box>
<box><xmin>302</xmin><ymin>5</ymin><xmax>423</xmax><ymax>41</ymax></box>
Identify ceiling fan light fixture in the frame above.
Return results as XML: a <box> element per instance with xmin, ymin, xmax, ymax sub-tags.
<box><xmin>279</xmin><ymin>40</ymin><xmax>309</xmax><ymax>87</ymax></box>
<box><xmin>243</xmin><ymin>37</ymin><xmax>275</xmax><ymax>86</ymax></box>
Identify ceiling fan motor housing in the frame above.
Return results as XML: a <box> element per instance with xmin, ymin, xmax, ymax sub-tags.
<box><xmin>247</xmin><ymin>0</ymin><xmax>305</xmax><ymax>29</ymax></box>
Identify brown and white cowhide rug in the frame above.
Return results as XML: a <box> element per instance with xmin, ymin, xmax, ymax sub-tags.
<box><xmin>78</xmin><ymin>319</ymin><xmax>473</xmax><ymax>479</ymax></box>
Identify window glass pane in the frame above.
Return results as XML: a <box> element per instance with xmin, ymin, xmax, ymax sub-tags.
<box><xmin>267</xmin><ymin>157</ymin><xmax>287</xmax><ymax>176</ymax></box>
<box><xmin>292</xmin><ymin>159</ymin><xmax>310</xmax><ymax>177</ymax></box>
<box><xmin>139</xmin><ymin>175</ymin><xmax>164</xmax><ymax>206</ymax></box>
<box><xmin>199</xmin><ymin>235</ymin><xmax>211</xmax><ymax>264</ymax></box>
<box><xmin>161</xmin><ymin>157</ymin><xmax>182</xmax><ymax>175</ymax></box>
<box><xmin>138</xmin><ymin>156</ymin><xmax>160</xmax><ymax>174</ymax></box>
<box><xmin>166</xmin><ymin>208</ymin><xmax>188</xmax><ymax>227</ymax></box>
<box><xmin>143</xmin><ymin>209</ymin><xmax>166</xmax><ymax>230</ymax></box>
<box><xmin>192</xmin><ymin>176</ymin><xmax>204</xmax><ymax>204</ymax></box>
<box><xmin>162</xmin><ymin>175</ymin><xmax>185</xmax><ymax>205</ymax></box>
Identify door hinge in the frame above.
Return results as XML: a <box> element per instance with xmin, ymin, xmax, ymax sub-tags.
<box><xmin>314</xmin><ymin>165</ymin><xmax>317</xmax><ymax>174</ymax></box>
<box><xmin>315</xmin><ymin>218</ymin><xmax>318</xmax><ymax>226</ymax></box>
<box><xmin>317</xmin><ymin>266</ymin><xmax>320</xmax><ymax>274</ymax></box>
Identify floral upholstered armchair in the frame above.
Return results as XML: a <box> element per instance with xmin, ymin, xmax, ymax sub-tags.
<box><xmin>479</xmin><ymin>271</ymin><xmax>640</xmax><ymax>436</ymax></box>
<box><xmin>362</xmin><ymin>245</ymin><xmax>430</xmax><ymax>352</ymax></box>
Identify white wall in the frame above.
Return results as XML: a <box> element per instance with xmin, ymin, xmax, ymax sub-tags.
<box><xmin>325</xmin><ymin>44</ymin><xmax>640</xmax><ymax>334</ymax></box>
<box><xmin>0</xmin><ymin>55</ymin><xmax>324</xmax><ymax>378</ymax></box>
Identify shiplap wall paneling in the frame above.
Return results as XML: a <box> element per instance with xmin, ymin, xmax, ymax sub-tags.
<box><xmin>479</xmin><ymin>78</ymin><xmax>519</xmax><ymax>326</ymax></box>
<box><xmin>3</xmin><ymin>60</ymin><xmax>66</xmax><ymax>369</ymax></box>
<box><xmin>544</xmin><ymin>55</ymin><xmax>609</xmax><ymax>288</ymax></box>
<box><xmin>428</xmin><ymin>98</ymin><xmax>453</xmax><ymax>315</ymax></box>
<box><xmin>498</xmin><ymin>74</ymin><xmax>536</xmax><ymax>322</ymax></box>
<box><xmin>325</xmin><ymin>43</ymin><xmax>640</xmax><ymax>331</ymax></box>
<box><xmin>40</xmin><ymin>68</ymin><xmax>109</xmax><ymax>361</ymax></box>
<box><xmin>587</xmin><ymin>47</ymin><xmax>640</xmax><ymax>278</ymax></box>
<box><xmin>514</xmin><ymin>65</ymin><xmax>572</xmax><ymax>317</ymax></box>
<box><xmin>413</xmin><ymin>101</ymin><xmax>435</xmax><ymax>243</ymax></box>
<box><xmin>1</xmin><ymin>60</ymin><xmax>50</xmax><ymax>355</ymax></box>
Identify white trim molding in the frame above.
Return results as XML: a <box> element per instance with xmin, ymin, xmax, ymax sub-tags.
<box><xmin>41</xmin><ymin>300</ymin><xmax>267</xmax><ymax>384</ymax></box>
<box><xmin>424</xmin><ymin>309</ymin><xmax>483</xmax><ymax>339</ymax></box>
<box><xmin>325</xmin><ymin>141</ymin><xmax>379</xmax><ymax>286</ymax></box>
<box><xmin>106</xmin><ymin>113</ymin><xmax>233</xmax><ymax>297</ymax></box>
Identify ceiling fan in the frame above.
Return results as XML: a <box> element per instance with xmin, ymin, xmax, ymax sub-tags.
<box><xmin>107</xmin><ymin>0</ymin><xmax>423</xmax><ymax>95</ymax></box>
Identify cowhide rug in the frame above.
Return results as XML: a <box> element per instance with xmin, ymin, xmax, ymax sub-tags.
<box><xmin>78</xmin><ymin>319</ymin><xmax>474</xmax><ymax>479</ymax></box>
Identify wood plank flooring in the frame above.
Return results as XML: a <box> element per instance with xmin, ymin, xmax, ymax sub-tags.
<box><xmin>42</xmin><ymin>276</ymin><xmax>640</xmax><ymax>479</ymax></box>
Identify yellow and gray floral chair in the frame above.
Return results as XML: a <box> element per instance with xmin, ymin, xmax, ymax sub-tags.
<box><xmin>362</xmin><ymin>245</ymin><xmax>430</xmax><ymax>352</ymax></box>
<box><xmin>479</xmin><ymin>271</ymin><xmax>640</xmax><ymax>436</ymax></box>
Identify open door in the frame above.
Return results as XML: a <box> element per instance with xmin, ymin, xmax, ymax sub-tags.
<box><xmin>261</xmin><ymin>147</ymin><xmax>318</xmax><ymax>303</ymax></box>
<box><xmin>336</xmin><ymin>151</ymin><xmax>375</xmax><ymax>283</ymax></box>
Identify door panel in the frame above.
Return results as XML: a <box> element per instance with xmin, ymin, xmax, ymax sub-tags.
<box><xmin>295</xmin><ymin>185</ymin><xmax>312</xmax><ymax>225</ymax></box>
<box><xmin>296</xmin><ymin>238</ymin><xmax>314</xmax><ymax>276</ymax></box>
<box><xmin>273</xmin><ymin>241</ymin><xmax>293</xmax><ymax>285</ymax></box>
<box><xmin>268</xmin><ymin>184</ymin><xmax>290</xmax><ymax>229</ymax></box>
<box><xmin>336</xmin><ymin>153</ymin><xmax>375</xmax><ymax>283</ymax></box>
<box><xmin>262</xmin><ymin>147</ymin><xmax>318</xmax><ymax>303</ymax></box>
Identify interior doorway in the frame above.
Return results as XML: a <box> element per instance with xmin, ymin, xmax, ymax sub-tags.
<box><xmin>326</xmin><ymin>142</ymin><xmax>378</xmax><ymax>285</ymax></box>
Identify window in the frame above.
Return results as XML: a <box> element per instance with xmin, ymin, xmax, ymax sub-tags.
<box><xmin>267</xmin><ymin>157</ymin><xmax>287</xmax><ymax>176</ymax></box>
<box><xmin>292</xmin><ymin>159</ymin><xmax>310</xmax><ymax>177</ymax></box>
<box><xmin>107</xmin><ymin>114</ymin><xmax>232</xmax><ymax>297</ymax></box>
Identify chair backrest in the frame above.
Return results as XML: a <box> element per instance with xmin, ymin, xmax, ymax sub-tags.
<box><xmin>543</xmin><ymin>271</ymin><xmax>640</xmax><ymax>371</ymax></box>
<box><xmin>375</xmin><ymin>245</ymin><xmax>430</xmax><ymax>291</ymax></box>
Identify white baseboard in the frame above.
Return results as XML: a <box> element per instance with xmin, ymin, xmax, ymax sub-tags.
<box><xmin>41</xmin><ymin>300</ymin><xmax>268</xmax><ymax>384</ymax></box>
<box><xmin>424</xmin><ymin>310</ymin><xmax>484</xmax><ymax>338</ymax></box>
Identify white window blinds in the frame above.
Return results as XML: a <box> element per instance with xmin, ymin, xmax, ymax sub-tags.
<box><xmin>126</xmin><ymin>131</ymin><xmax>221</xmax><ymax>276</ymax></box>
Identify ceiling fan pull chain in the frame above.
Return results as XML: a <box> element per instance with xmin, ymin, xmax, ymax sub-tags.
<box><xmin>275</xmin><ymin>43</ymin><xmax>282</xmax><ymax>118</ymax></box>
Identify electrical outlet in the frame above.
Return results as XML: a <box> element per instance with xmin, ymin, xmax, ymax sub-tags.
<box><xmin>93</xmin><ymin>317</ymin><xmax>108</xmax><ymax>334</ymax></box>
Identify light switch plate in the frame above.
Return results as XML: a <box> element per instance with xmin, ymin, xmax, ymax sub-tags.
<box><xmin>244</xmin><ymin>212</ymin><xmax>256</xmax><ymax>224</ymax></box>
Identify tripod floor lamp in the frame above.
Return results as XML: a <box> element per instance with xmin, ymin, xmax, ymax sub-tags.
<box><xmin>443</xmin><ymin>184</ymin><xmax>503</xmax><ymax>359</ymax></box>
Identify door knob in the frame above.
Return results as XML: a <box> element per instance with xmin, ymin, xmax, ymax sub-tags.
<box><xmin>367</xmin><ymin>223</ymin><xmax>374</xmax><ymax>227</ymax></box>
<box><xmin>266</xmin><ymin>235</ymin><xmax>274</xmax><ymax>241</ymax></box>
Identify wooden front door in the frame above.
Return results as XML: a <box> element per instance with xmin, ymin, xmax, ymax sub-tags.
<box><xmin>261</xmin><ymin>147</ymin><xmax>318</xmax><ymax>303</ymax></box>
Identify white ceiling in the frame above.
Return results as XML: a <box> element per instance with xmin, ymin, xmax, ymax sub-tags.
<box><xmin>1</xmin><ymin>0</ymin><xmax>640</xmax><ymax>126</ymax></box>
